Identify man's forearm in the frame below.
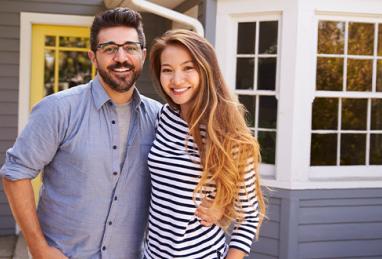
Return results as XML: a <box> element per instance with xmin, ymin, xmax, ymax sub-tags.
<box><xmin>2</xmin><ymin>178</ymin><xmax>49</xmax><ymax>256</ymax></box>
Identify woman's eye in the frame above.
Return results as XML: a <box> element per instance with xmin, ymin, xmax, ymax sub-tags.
<box><xmin>161</xmin><ymin>68</ymin><xmax>172</xmax><ymax>73</ymax></box>
<box><xmin>185</xmin><ymin>66</ymin><xmax>195</xmax><ymax>71</ymax></box>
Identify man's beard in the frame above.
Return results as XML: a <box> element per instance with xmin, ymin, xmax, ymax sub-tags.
<box><xmin>98</xmin><ymin>61</ymin><xmax>141</xmax><ymax>93</ymax></box>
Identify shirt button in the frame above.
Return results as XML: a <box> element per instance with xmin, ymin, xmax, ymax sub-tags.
<box><xmin>108</xmin><ymin>221</ymin><xmax>112</xmax><ymax>225</ymax></box>
<box><xmin>102</xmin><ymin>246</ymin><xmax>106</xmax><ymax>251</ymax></box>
<box><xmin>114</xmin><ymin>196</ymin><xmax>118</xmax><ymax>201</ymax></box>
<box><xmin>112</xmin><ymin>120</ymin><xmax>116</xmax><ymax>124</ymax></box>
<box><xmin>113</xmin><ymin>145</ymin><xmax>117</xmax><ymax>149</ymax></box>
<box><xmin>113</xmin><ymin>171</ymin><xmax>118</xmax><ymax>176</ymax></box>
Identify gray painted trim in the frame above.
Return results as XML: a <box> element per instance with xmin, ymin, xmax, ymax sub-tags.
<box><xmin>199</xmin><ymin>0</ymin><xmax>216</xmax><ymax>45</ymax></box>
<box><xmin>174</xmin><ymin>0</ymin><xmax>201</xmax><ymax>13</ymax></box>
<box><xmin>277</xmin><ymin>191</ymin><xmax>299</xmax><ymax>259</ymax></box>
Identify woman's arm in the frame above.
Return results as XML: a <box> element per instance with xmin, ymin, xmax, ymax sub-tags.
<box><xmin>228</xmin><ymin>158</ymin><xmax>260</xmax><ymax>257</ymax></box>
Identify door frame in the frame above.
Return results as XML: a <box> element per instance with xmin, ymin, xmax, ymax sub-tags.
<box><xmin>19</xmin><ymin>12</ymin><xmax>94</xmax><ymax>133</ymax></box>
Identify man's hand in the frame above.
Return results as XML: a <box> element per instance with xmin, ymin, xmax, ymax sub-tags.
<box><xmin>30</xmin><ymin>245</ymin><xmax>68</xmax><ymax>259</ymax></box>
<box><xmin>2</xmin><ymin>178</ymin><xmax>67</xmax><ymax>259</ymax></box>
<box><xmin>195</xmin><ymin>198</ymin><xmax>224</xmax><ymax>227</ymax></box>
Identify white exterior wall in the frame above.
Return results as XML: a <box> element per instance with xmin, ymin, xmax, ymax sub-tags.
<box><xmin>215</xmin><ymin>0</ymin><xmax>382</xmax><ymax>190</ymax></box>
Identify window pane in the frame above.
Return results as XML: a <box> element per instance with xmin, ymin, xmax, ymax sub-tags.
<box><xmin>236</xmin><ymin>58</ymin><xmax>254</xmax><ymax>90</ymax></box>
<box><xmin>316</xmin><ymin>57</ymin><xmax>343</xmax><ymax>91</ymax></box>
<box><xmin>259</xmin><ymin>96</ymin><xmax>277</xmax><ymax>128</ymax></box>
<box><xmin>59</xmin><ymin>51</ymin><xmax>92</xmax><ymax>91</ymax></box>
<box><xmin>59</xmin><ymin>36</ymin><xmax>89</xmax><ymax>48</ymax></box>
<box><xmin>377</xmin><ymin>60</ymin><xmax>382</xmax><ymax>92</ymax></box>
<box><xmin>238</xmin><ymin>95</ymin><xmax>256</xmax><ymax>127</ymax></box>
<box><xmin>371</xmin><ymin>99</ymin><xmax>382</xmax><ymax>130</ymax></box>
<box><xmin>258</xmin><ymin>131</ymin><xmax>276</xmax><ymax>164</ymax></box>
<box><xmin>237</xmin><ymin>22</ymin><xmax>256</xmax><ymax>54</ymax></box>
<box><xmin>45</xmin><ymin>36</ymin><xmax>56</xmax><ymax>47</ymax></box>
<box><xmin>379</xmin><ymin>24</ymin><xmax>382</xmax><ymax>56</ymax></box>
<box><xmin>259</xmin><ymin>21</ymin><xmax>278</xmax><ymax>54</ymax></box>
<box><xmin>258</xmin><ymin>58</ymin><xmax>276</xmax><ymax>90</ymax></box>
<box><xmin>340</xmin><ymin>134</ymin><xmax>366</xmax><ymax>165</ymax></box>
<box><xmin>370</xmin><ymin>134</ymin><xmax>382</xmax><ymax>165</ymax></box>
<box><xmin>348</xmin><ymin>22</ymin><xmax>374</xmax><ymax>55</ymax></box>
<box><xmin>312</xmin><ymin>98</ymin><xmax>338</xmax><ymax>130</ymax></box>
<box><xmin>347</xmin><ymin>59</ymin><xmax>372</xmax><ymax>92</ymax></box>
<box><xmin>317</xmin><ymin>21</ymin><xmax>345</xmax><ymax>54</ymax></box>
<box><xmin>44</xmin><ymin>50</ymin><xmax>55</xmax><ymax>96</ymax></box>
<box><xmin>341</xmin><ymin>98</ymin><xmax>367</xmax><ymax>130</ymax></box>
<box><xmin>311</xmin><ymin>134</ymin><xmax>337</xmax><ymax>166</ymax></box>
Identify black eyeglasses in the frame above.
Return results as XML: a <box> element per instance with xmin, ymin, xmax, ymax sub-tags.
<box><xmin>96</xmin><ymin>41</ymin><xmax>143</xmax><ymax>56</ymax></box>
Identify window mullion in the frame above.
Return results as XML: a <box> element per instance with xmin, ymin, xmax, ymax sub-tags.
<box><xmin>372</xmin><ymin>23</ymin><xmax>378</xmax><ymax>93</ymax></box>
<box><xmin>343</xmin><ymin>21</ymin><xmax>349</xmax><ymax>92</ymax></box>
<box><xmin>366</xmin><ymin>98</ymin><xmax>371</xmax><ymax>165</ymax></box>
<box><xmin>337</xmin><ymin>98</ymin><xmax>342</xmax><ymax>165</ymax></box>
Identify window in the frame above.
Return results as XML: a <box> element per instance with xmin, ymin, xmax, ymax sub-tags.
<box><xmin>235</xmin><ymin>19</ymin><xmax>279</xmax><ymax>165</ymax></box>
<box><xmin>311</xmin><ymin>20</ymin><xmax>382</xmax><ymax>166</ymax></box>
<box><xmin>43</xmin><ymin>33</ymin><xmax>93</xmax><ymax>96</ymax></box>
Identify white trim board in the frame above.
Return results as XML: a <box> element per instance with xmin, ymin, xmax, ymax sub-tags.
<box><xmin>19</xmin><ymin>12</ymin><xmax>94</xmax><ymax>134</ymax></box>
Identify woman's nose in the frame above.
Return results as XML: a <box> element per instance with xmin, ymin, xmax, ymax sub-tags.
<box><xmin>172</xmin><ymin>71</ymin><xmax>185</xmax><ymax>85</ymax></box>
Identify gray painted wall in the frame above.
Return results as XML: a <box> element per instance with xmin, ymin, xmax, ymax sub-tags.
<box><xmin>0</xmin><ymin>0</ymin><xmax>170</xmax><ymax>235</ymax></box>
<box><xmin>249</xmin><ymin>188</ymin><xmax>382</xmax><ymax>259</ymax></box>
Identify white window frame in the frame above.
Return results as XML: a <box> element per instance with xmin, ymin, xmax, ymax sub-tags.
<box><xmin>309</xmin><ymin>13</ymin><xmax>382</xmax><ymax>180</ymax></box>
<box><xmin>217</xmin><ymin>13</ymin><xmax>282</xmax><ymax>179</ymax></box>
<box><xmin>215</xmin><ymin>0</ymin><xmax>382</xmax><ymax>189</ymax></box>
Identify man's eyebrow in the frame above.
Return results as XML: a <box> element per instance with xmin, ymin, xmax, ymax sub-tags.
<box><xmin>98</xmin><ymin>41</ymin><xmax>116</xmax><ymax>45</ymax></box>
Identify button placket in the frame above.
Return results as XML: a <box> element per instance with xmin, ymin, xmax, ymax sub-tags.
<box><xmin>101</xmin><ymin>104</ymin><xmax>121</xmax><ymax>253</ymax></box>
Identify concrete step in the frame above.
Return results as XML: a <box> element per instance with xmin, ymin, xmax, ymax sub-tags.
<box><xmin>0</xmin><ymin>235</ymin><xmax>16</xmax><ymax>259</ymax></box>
<box><xmin>12</xmin><ymin>234</ymin><xmax>28</xmax><ymax>259</ymax></box>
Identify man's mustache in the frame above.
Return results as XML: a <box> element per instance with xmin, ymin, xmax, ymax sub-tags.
<box><xmin>108</xmin><ymin>62</ymin><xmax>135</xmax><ymax>70</ymax></box>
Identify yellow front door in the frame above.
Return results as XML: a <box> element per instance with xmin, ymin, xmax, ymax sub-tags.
<box><xmin>30</xmin><ymin>24</ymin><xmax>95</xmax><ymax>203</ymax></box>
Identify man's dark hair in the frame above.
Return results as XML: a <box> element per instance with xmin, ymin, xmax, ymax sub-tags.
<box><xmin>90</xmin><ymin>7</ymin><xmax>146</xmax><ymax>52</ymax></box>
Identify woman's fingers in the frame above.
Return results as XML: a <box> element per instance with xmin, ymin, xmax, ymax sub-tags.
<box><xmin>195</xmin><ymin>198</ymin><xmax>224</xmax><ymax>226</ymax></box>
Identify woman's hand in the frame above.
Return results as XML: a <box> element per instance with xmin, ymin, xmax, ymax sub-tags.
<box><xmin>225</xmin><ymin>248</ymin><xmax>246</xmax><ymax>259</ymax></box>
<box><xmin>195</xmin><ymin>198</ymin><xmax>224</xmax><ymax>227</ymax></box>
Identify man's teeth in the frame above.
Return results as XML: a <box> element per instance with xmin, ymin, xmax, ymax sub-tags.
<box><xmin>113</xmin><ymin>68</ymin><xmax>131</xmax><ymax>72</ymax></box>
<box><xmin>173</xmin><ymin>88</ymin><xmax>188</xmax><ymax>93</ymax></box>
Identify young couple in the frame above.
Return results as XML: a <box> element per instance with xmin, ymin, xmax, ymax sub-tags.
<box><xmin>1</xmin><ymin>7</ymin><xmax>265</xmax><ymax>259</ymax></box>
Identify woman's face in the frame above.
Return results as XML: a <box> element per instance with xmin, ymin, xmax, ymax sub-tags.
<box><xmin>159</xmin><ymin>44</ymin><xmax>200</xmax><ymax>114</ymax></box>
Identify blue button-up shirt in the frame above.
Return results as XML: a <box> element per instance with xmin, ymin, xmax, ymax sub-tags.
<box><xmin>0</xmin><ymin>77</ymin><xmax>162</xmax><ymax>258</ymax></box>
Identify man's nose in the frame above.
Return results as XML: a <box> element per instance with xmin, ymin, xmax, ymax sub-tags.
<box><xmin>113</xmin><ymin>47</ymin><xmax>129</xmax><ymax>62</ymax></box>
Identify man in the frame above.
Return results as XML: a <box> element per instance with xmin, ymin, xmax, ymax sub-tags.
<box><xmin>0</xmin><ymin>8</ymin><xmax>161</xmax><ymax>258</ymax></box>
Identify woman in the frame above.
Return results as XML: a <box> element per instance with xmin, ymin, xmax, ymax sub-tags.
<box><xmin>144</xmin><ymin>29</ymin><xmax>265</xmax><ymax>259</ymax></box>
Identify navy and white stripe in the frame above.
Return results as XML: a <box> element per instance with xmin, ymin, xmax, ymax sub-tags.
<box><xmin>144</xmin><ymin>104</ymin><xmax>259</xmax><ymax>258</ymax></box>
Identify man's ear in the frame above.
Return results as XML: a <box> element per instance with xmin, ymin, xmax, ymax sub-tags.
<box><xmin>88</xmin><ymin>50</ymin><xmax>98</xmax><ymax>68</ymax></box>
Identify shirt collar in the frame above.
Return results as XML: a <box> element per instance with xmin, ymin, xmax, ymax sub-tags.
<box><xmin>91</xmin><ymin>75</ymin><xmax>146</xmax><ymax>112</ymax></box>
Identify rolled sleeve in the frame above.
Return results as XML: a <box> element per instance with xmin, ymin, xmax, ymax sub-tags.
<box><xmin>0</xmin><ymin>96</ymin><xmax>64</xmax><ymax>181</ymax></box>
<box><xmin>229</xmin><ymin>159</ymin><xmax>260</xmax><ymax>255</ymax></box>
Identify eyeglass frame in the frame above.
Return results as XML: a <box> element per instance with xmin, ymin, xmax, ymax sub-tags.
<box><xmin>96</xmin><ymin>40</ymin><xmax>144</xmax><ymax>56</ymax></box>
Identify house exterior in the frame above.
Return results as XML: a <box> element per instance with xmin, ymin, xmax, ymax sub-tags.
<box><xmin>0</xmin><ymin>0</ymin><xmax>381</xmax><ymax>258</ymax></box>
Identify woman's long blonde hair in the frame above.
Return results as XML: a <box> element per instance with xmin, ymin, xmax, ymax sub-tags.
<box><xmin>150</xmin><ymin>29</ymin><xmax>265</xmax><ymax>231</ymax></box>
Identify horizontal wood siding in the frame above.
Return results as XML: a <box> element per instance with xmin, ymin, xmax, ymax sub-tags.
<box><xmin>298</xmin><ymin>189</ymin><xmax>382</xmax><ymax>259</ymax></box>
<box><xmin>249</xmin><ymin>197</ymin><xmax>281</xmax><ymax>258</ymax></box>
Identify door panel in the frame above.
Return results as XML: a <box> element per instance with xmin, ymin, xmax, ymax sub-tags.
<box><xmin>30</xmin><ymin>24</ymin><xmax>94</xmax><ymax>203</ymax></box>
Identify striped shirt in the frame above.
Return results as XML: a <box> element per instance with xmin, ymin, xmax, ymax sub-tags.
<box><xmin>144</xmin><ymin>104</ymin><xmax>259</xmax><ymax>258</ymax></box>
